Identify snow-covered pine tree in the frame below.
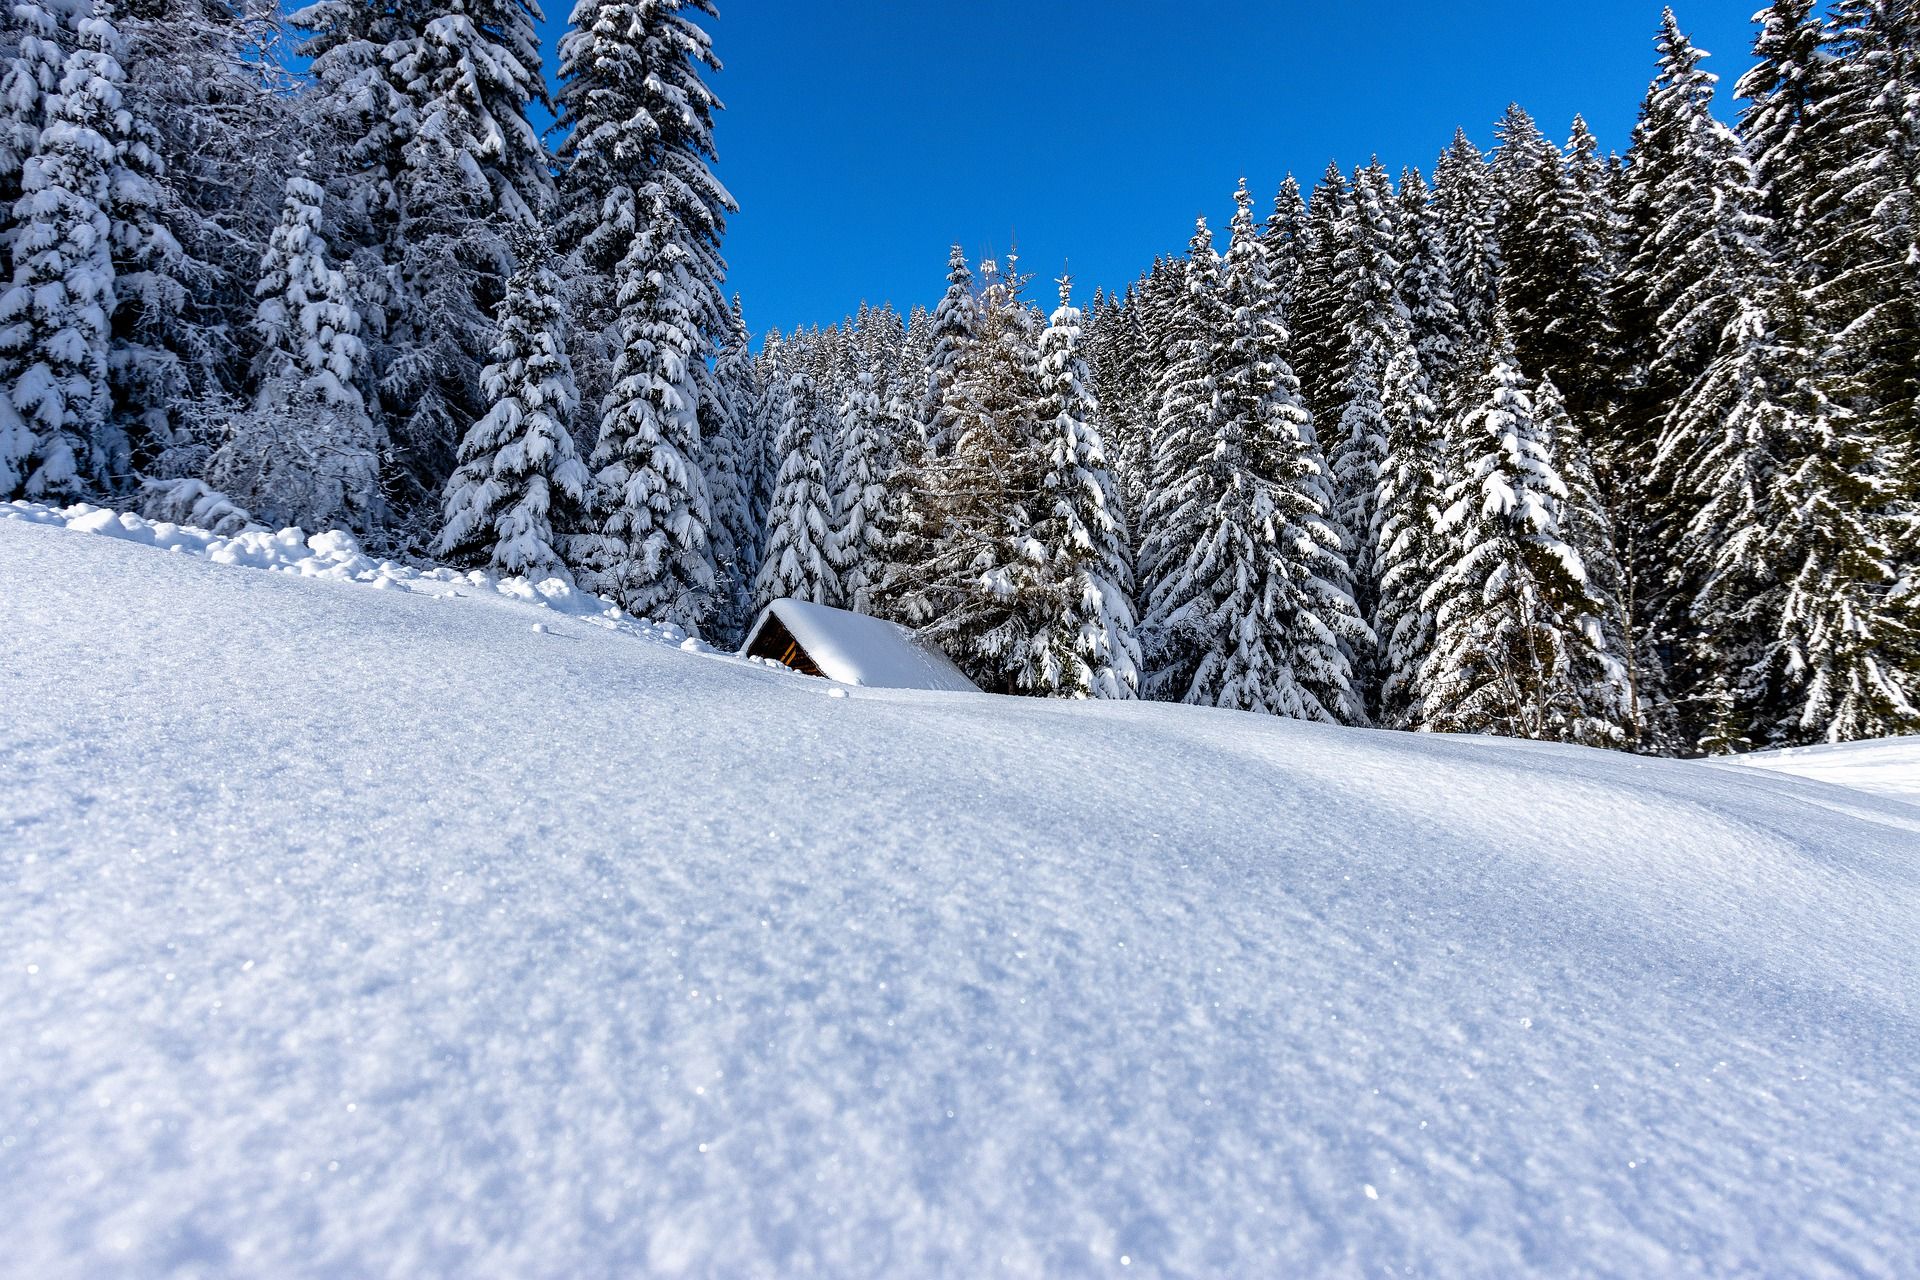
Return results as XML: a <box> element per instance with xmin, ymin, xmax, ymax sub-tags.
<box><xmin>1290</xmin><ymin>162</ymin><xmax>1349</xmax><ymax>421</ymax></box>
<box><xmin>434</xmin><ymin>227</ymin><xmax>588</xmax><ymax>582</ymax></box>
<box><xmin>1144</xmin><ymin>197</ymin><xmax>1367</xmax><ymax>720</ymax></box>
<box><xmin>208</xmin><ymin>155</ymin><xmax>383</xmax><ymax>536</ymax></box>
<box><xmin>1136</xmin><ymin>223</ymin><xmax>1224</xmax><ymax>659</ymax></box>
<box><xmin>0</xmin><ymin>4</ymin><xmax>126</xmax><ymax>497</ymax></box>
<box><xmin>553</xmin><ymin>0</ymin><xmax>733</xmax><ymax>630</ymax></box>
<box><xmin>907</xmin><ymin>256</ymin><xmax>1051</xmax><ymax>689</ymax></box>
<box><xmin>753</xmin><ymin>361</ymin><xmax>839</xmax><ymax>610</ymax></box>
<box><xmin>293</xmin><ymin>0</ymin><xmax>552</xmax><ymax>539</ymax></box>
<box><xmin>1494</xmin><ymin>106</ymin><xmax>1616</xmax><ymax>425</ymax></box>
<box><xmin>571</xmin><ymin>196</ymin><xmax>719</xmax><ymax>629</ymax></box>
<box><xmin>1420</xmin><ymin>317</ymin><xmax>1628</xmax><ymax>745</ymax></box>
<box><xmin>706</xmin><ymin>294</ymin><xmax>763</xmax><ymax>635</ymax></box>
<box><xmin>1263</xmin><ymin>173</ymin><xmax>1308</xmax><ymax>317</ymax></box>
<box><xmin>1803</xmin><ymin>0</ymin><xmax>1920</xmax><ymax>516</ymax></box>
<box><xmin>1612</xmin><ymin>10</ymin><xmax>1768</xmax><ymax>749</ymax></box>
<box><xmin>1024</xmin><ymin>274</ymin><xmax>1140</xmax><ymax>699</ymax></box>
<box><xmin>832</xmin><ymin>341</ymin><xmax>891</xmax><ymax>615</ymax></box>
<box><xmin>115</xmin><ymin>0</ymin><xmax>300</xmax><ymax>477</ymax></box>
<box><xmin>918</xmin><ymin>243</ymin><xmax>977</xmax><ymax>455</ymax></box>
<box><xmin>1763</xmin><ymin>390</ymin><xmax>1918</xmax><ymax>745</ymax></box>
<box><xmin>1536</xmin><ymin>376</ymin><xmax>1637</xmax><ymax>739</ymax></box>
<box><xmin>1396</xmin><ymin>169</ymin><xmax>1465</xmax><ymax>414</ymax></box>
<box><xmin>1327</xmin><ymin>160</ymin><xmax>1409</xmax><ymax>670</ymax></box>
<box><xmin>1432</xmin><ymin>128</ymin><xmax>1501</xmax><ymax>376</ymax></box>
<box><xmin>1735</xmin><ymin>0</ymin><xmax>1827</xmax><ymax>267</ymax></box>
<box><xmin>0</xmin><ymin>0</ymin><xmax>65</xmax><ymax>215</ymax></box>
<box><xmin>869</xmin><ymin>244</ymin><xmax>976</xmax><ymax>619</ymax></box>
<box><xmin>1491</xmin><ymin>102</ymin><xmax>1554</xmax><ymax>211</ymax></box>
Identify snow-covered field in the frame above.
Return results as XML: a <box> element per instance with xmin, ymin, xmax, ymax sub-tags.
<box><xmin>1722</xmin><ymin>735</ymin><xmax>1920</xmax><ymax>807</ymax></box>
<box><xmin>3</xmin><ymin>503</ymin><xmax>1918</xmax><ymax>1279</ymax></box>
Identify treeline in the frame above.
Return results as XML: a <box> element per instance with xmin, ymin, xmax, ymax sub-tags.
<box><xmin>0</xmin><ymin>1</ymin><xmax>1912</xmax><ymax>755</ymax></box>
<box><xmin>0</xmin><ymin>0</ymin><xmax>745</xmax><ymax>630</ymax></box>
<box><xmin>752</xmin><ymin>3</ymin><xmax>1919</xmax><ymax>754</ymax></box>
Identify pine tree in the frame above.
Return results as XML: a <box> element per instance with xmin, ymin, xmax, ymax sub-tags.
<box><xmin>1765</xmin><ymin>395</ymin><xmax>1918</xmax><ymax>744</ymax></box>
<box><xmin>1137</xmin><ymin>221</ymin><xmax>1225</xmax><ymax>653</ymax></box>
<box><xmin>1144</xmin><ymin>198</ymin><xmax>1366</xmax><ymax>720</ymax></box>
<box><xmin>1495</xmin><ymin>107</ymin><xmax>1616</xmax><ymax>424</ymax></box>
<box><xmin>209</xmin><ymin>156</ymin><xmax>382</xmax><ymax>536</ymax></box>
<box><xmin>293</xmin><ymin>0</ymin><xmax>552</xmax><ymax>537</ymax></box>
<box><xmin>115</xmin><ymin>0</ymin><xmax>301</xmax><ymax>470</ymax></box>
<box><xmin>572</xmin><ymin>197</ymin><xmax>719</xmax><ymax>629</ymax></box>
<box><xmin>0</xmin><ymin>5</ymin><xmax>124</xmax><ymax>497</ymax></box>
<box><xmin>1327</xmin><ymin>160</ymin><xmax>1409</xmax><ymax>675</ymax></box>
<box><xmin>1805</xmin><ymin>0</ymin><xmax>1920</xmax><ymax>510</ymax></box>
<box><xmin>1421</xmin><ymin>319</ymin><xmax>1628</xmax><ymax>744</ymax></box>
<box><xmin>1537</xmin><ymin>376</ymin><xmax>1637</xmax><ymax>739</ymax></box>
<box><xmin>1396</xmin><ymin>169</ymin><xmax>1465</xmax><ymax>413</ymax></box>
<box><xmin>706</xmin><ymin>294</ymin><xmax>762</xmax><ymax>636</ymax></box>
<box><xmin>1025</xmin><ymin>274</ymin><xmax>1140</xmax><ymax>699</ymax></box>
<box><xmin>0</xmin><ymin>0</ymin><xmax>65</xmax><ymax>215</ymax></box>
<box><xmin>1736</xmin><ymin>0</ymin><xmax>1827</xmax><ymax>260</ymax></box>
<box><xmin>918</xmin><ymin>243</ymin><xmax>977</xmax><ymax>454</ymax></box>
<box><xmin>1433</xmin><ymin>128</ymin><xmax>1501</xmax><ymax>376</ymax></box>
<box><xmin>909</xmin><ymin>257</ymin><xmax>1050</xmax><ymax>689</ymax></box>
<box><xmin>435</xmin><ymin>227</ymin><xmax>589</xmax><ymax>581</ymax></box>
<box><xmin>1263</xmin><ymin>174</ymin><xmax>1308</xmax><ymax>316</ymax></box>
<box><xmin>1371</xmin><ymin>182</ymin><xmax>1455</xmax><ymax>729</ymax></box>
<box><xmin>753</xmin><ymin>363</ymin><xmax>839</xmax><ymax>609</ymax></box>
<box><xmin>832</xmin><ymin>345</ymin><xmax>891</xmax><ymax>615</ymax></box>
<box><xmin>1290</xmin><ymin>162</ymin><xmax>1349</xmax><ymax>420</ymax></box>
<box><xmin>1612</xmin><ymin>10</ymin><xmax>1769</xmax><ymax>749</ymax></box>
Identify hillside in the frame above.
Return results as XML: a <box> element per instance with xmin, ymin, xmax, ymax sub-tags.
<box><xmin>3</xmin><ymin>505</ymin><xmax>1918</xmax><ymax>1278</ymax></box>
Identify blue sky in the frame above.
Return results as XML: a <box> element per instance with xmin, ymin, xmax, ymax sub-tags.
<box><xmin>537</xmin><ymin>1</ymin><xmax>1758</xmax><ymax>335</ymax></box>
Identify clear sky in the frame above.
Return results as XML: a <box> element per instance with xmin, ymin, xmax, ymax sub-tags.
<box><xmin>536</xmin><ymin>1</ymin><xmax>1760</xmax><ymax>336</ymax></box>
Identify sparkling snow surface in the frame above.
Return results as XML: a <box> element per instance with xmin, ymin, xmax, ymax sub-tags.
<box><xmin>1723</xmin><ymin>736</ymin><xmax>1920</xmax><ymax>807</ymax></box>
<box><xmin>3</xmin><ymin>508</ymin><xmax>1919</xmax><ymax>1278</ymax></box>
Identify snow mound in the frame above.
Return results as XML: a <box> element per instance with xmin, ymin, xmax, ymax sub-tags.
<box><xmin>1</xmin><ymin>499</ymin><xmax>704</xmax><ymax>650</ymax></box>
<box><xmin>3</xmin><ymin>513</ymin><xmax>1919</xmax><ymax>1278</ymax></box>
<box><xmin>1722</xmin><ymin>735</ymin><xmax>1920</xmax><ymax>806</ymax></box>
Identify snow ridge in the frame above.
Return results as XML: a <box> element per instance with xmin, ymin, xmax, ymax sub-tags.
<box><xmin>1</xmin><ymin>500</ymin><xmax>709</xmax><ymax>652</ymax></box>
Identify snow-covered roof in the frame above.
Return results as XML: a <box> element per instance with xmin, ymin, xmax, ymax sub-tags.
<box><xmin>743</xmin><ymin>598</ymin><xmax>980</xmax><ymax>693</ymax></box>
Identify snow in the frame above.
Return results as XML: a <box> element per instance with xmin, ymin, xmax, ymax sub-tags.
<box><xmin>3</xmin><ymin>505</ymin><xmax>1919</xmax><ymax>1278</ymax></box>
<box><xmin>1</xmin><ymin>500</ymin><xmax>701</xmax><ymax>648</ymax></box>
<box><xmin>1720</xmin><ymin>736</ymin><xmax>1920</xmax><ymax>807</ymax></box>
<box><xmin>748</xmin><ymin>596</ymin><xmax>980</xmax><ymax>693</ymax></box>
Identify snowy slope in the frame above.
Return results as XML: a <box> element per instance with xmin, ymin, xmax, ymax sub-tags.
<box><xmin>3</xmin><ymin>508</ymin><xmax>1919</xmax><ymax>1279</ymax></box>
<box><xmin>1722</xmin><ymin>736</ymin><xmax>1920</xmax><ymax>807</ymax></box>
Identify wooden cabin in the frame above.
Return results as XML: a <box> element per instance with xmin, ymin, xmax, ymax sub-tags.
<box><xmin>741</xmin><ymin>599</ymin><xmax>980</xmax><ymax>693</ymax></box>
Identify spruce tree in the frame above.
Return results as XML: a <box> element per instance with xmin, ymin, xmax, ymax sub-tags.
<box><xmin>0</xmin><ymin>6</ymin><xmax>123</xmax><ymax>497</ymax></box>
<box><xmin>918</xmin><ymin>243</ymin><xmax>977</xmax><ymax>454</ymax></box>
<box><xmin>910</xmin><ymin>257</ymin><xmax>1049</xmax><ymax>689</ymax></box>
<box><xmin>209</xmin><ymin>156</ymin><xmax>383</xmax><ymax>536</ymax></box>
<box><xmin>1432</xmin><ymin>128</ymin><xmax>1501</xmax><ymax>376</ymax></box>
<box><xmin>1290</xmin><ymin>162</ymin><xmax>1349</xmax><ymax>420</ymax></box>
<box><xmin>435</xmin><ymin>227</ymin><xmax>589</xmax><ymax>581</ymax></box>
<box><xmin>753</xmin><ymin>363</ymin><xmax>839</xmax><ymax>609</ymax></box>
<box><xmin>1805</xmin><ymin>0</ymin><xmax>1920</xmax><ymax>510</ymax></box>
<box><xmin>1327</xmin><ymin>160</ymin><xmax>1410</xmax><ymax>676</ymax></box>
<box><xmin>1144</xmin><ymin>198</ymin><xmax>1366</xmax><ymax>720</ymax></box>
<box><xmin>572</xmin><ymin>198</ymin><xmax>719</xmax><ymax>628</ymax></box>
<box><xmin>1421</xmin><ymin>319</ymin><xmax>1628</xmax><ymax>745</ymax></box>
<box><xmin>293</xmin><ymin>0</ymin><xmax>552</xmax><ymax>536</ymax></box>
<box><xmin>1026</xmin><ymin>275</ymin><xmax>1140</xmax><ymax>699</ymax></box>
<box><xmin>832</xmin><ymin>349</ymin><xmax>891</xmax><ymax>615</ymax></box>
<box><xmin>707</xmin><ymin>294</ymin><xmax>763</xmax><ymax>634</ymax></box>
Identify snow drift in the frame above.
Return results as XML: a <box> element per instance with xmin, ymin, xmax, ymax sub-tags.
<box><xmin>2</xmin><ymin>504</ymin><xmax>1917</xmax><ymax>1278</ymax></box>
